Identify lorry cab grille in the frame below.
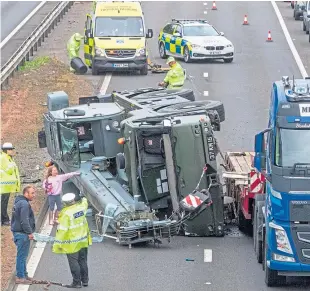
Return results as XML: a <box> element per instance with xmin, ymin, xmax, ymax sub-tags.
<box><xmin>105</xmin><ymin>49</ymin><xmax>136</xmax><ymax>58</ymax></box>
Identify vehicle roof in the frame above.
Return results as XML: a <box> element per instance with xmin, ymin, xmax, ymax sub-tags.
<box><xmin>274</xmin><ymin>78</ymin><xmax>310</xmax><ymax>104</ymax></box>
<box><xmin>95</xmin><ymin>1</ymin><xmax>142</xmax><ymax>17</ymax></box>
<box><xmin>49</xmin><ymin>102</ymin><xmax>124</xmax><ymax>121</ymax></box>
<box><xmin>170</xmin><ymin>19</ymin><xmax>211</xmax><ymax>27</ymax></box>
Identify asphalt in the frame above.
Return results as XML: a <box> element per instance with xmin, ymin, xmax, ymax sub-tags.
<box><xmin>16</xmin><ymin>1</ymin><xmax>310</xmax><ymax>291</ymax></box>
<box><xmin>0</xmin><ymin>1</ymin><xmax>59</xmax><ymax>67</ymax></box>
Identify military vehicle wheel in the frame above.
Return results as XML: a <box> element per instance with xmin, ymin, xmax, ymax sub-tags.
<box><xmin>157</xmin><ymin>100</ymin><xmax>225</xmax><ymax>122</ymax></box>
<box><xmin>131</xmin><ymin>88</ymin><xmax>195</xmax><ymax>102</ymax></box>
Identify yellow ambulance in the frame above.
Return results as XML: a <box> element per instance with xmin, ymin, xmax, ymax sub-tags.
<box><xmin>84</xmin><ymin>1</ymin><xmax>153</xmax><ymax>75</ymax></box>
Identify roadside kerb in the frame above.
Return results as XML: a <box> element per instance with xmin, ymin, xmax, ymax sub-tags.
<box><xmin>4</xmin><ymin>197</ymin><xmax>49</xmax><ymax>291</ymax></box>
<box><xmin>0</xmin><ymin>1</ymin><xmax>74</xmax><ymax>89</ymax></box>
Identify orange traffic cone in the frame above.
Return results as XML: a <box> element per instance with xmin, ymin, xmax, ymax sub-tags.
<box><xmin>212</xmin><ymin>1</ymin><xmax>217</xmax><ymax>10</ymax></box>
<box><xmin>266</xmin><ymin>30</ymin><xmax>273</xmax><ymax>42</ymax></box>
<box><xmin>243</xmin><ymin>15</ymin><xmax>249</xmax><ymax>25</ymax></box>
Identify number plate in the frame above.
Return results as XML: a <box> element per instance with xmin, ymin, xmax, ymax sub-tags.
<box><xmin>113</xmin><ymin>63</ymin><xmax>129</xmax><ymax>68</ymax></box>
<box><xmin>209</xmin><ymin>51</ymin><xmax>221</xmax><ymax>55</ymax></box>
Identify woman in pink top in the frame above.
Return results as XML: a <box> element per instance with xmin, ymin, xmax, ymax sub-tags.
<box><xmin>43</xmin><ymin>165</ymin><xmax>80</xmax><ymax>225</ymax></box>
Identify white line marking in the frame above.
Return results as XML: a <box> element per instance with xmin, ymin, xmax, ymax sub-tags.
<box><xmin>204</xmin><ymin>11</ymin><xmax>208</xmax><ymax>14</ymax></box>
<box><xmin>203</xmin><ymin>72</ymin><xmax>209</xmax><ymax>78</ymax></box>
<box><xmin>16</xmin><ymin>214</ymin><xmax>53</xmax><ymax>291</ymax></box>
<box><xmin>204</xmin><ymin>91</ymin><xmax>209</xmax><ymax>97</ymax></box>
<box><xmin>203</xmin><ymin>2</ymin><xmax>208</xmax><ymax>5</ymax></box>
<box><xmin>100</xmin><ymin>73</ymin><xmax>112</xmax><ymax>94</ymax></box>
<box><xmin>0</xmin><ymin>1</ymin><xmax>47</xmax><ymax>49</ymax></box>
<box><xmin>271</xmin><ymin>1</ymin><xmax>308</xmax><ymax>78</ymax></box>
<box><xmin>204</xmin><ymin>249</ymin><xmax>213</xmax><ymax>262</ymax></box>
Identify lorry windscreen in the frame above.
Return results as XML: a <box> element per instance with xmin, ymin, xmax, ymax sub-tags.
<box><xmin>275</xmin><ymin>128</ymin><xmax>310</xmax><ymax>167</ymax></box>
<box><xmin>95</xmin><ymin>17</ymin><xmax>144</xmax><ymax>37</ymax></box>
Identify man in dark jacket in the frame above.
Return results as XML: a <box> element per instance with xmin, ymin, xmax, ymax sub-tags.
<box><xmin>11</xmin><ymin>185</ymin><xmax>36</xmax><ymax>285</ymax></box>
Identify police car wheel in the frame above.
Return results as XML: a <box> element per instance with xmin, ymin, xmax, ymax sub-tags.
<box><xmin>183</xmin><ymin>46</ymin><xmax>191</xmax><ymax>63</ymax></box>
<box><xmin>159</xmin><ymin>42</ymin><xmax>167</xmax><ymax>59</ymax></box>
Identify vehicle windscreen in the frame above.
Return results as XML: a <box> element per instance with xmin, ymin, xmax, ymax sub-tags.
<box><xmin>183</xmin><ymin>25</ymin><xmax>219</xmax><ymax>37</ymax></box>
<box><xmin>275</xmin><ymin>128</ymin><xmax>310</xmax><ymax>167</ymax></box>
<box><xmin>95</xmin><ymin>17</ymin><xmax>144</xmax><ymax>37</ymax></box>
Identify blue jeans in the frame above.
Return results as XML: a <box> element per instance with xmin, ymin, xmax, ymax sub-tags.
<box><xmin>13</xmin><ymin>232</ymin><xmax>30</xmax><ymax>278</ymax></box>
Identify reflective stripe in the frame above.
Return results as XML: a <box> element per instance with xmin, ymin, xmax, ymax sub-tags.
<box><xmin>0</xmin><ymin>181</ymin><xmax>16</xmax><ymax>184</ymax></box>
<box><xmin>57</xmin><ymin>222</ymin><xmax>87</xmax><ymax>231</ymax></box>
<box><xmin>54</xmin><ymin>235</ymin><xmax>88</xmax><ymax>244</ymax></box>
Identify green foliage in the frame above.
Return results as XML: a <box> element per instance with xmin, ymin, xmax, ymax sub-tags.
<box><xmin>19</xmin><ymin>56</ymin><xmax>51</xmax><ymax>71</ymax></box>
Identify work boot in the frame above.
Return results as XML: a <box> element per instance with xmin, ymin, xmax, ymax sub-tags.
<box><xmin>15</xmin><ymin>278</ymin><xmax>32</xmax><ymax>285</ymax></box>
<box><xmin>49</xmin><ymin>211</ymin><xmax>54</xmax><ymax>225</ymax></box>
<box><xmin>65</xmin><ymin>282</ymin><xmax>82</xmax><ymax>288</ymax></box>
<box><xmin>82</xmin><ymin>281</ymin><xmax>88</xmax><ymax>287</ymax></box>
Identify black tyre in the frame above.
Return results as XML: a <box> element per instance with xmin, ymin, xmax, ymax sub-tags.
<box><xmin>132</xmin><ymin>88</ymin><xmax>195</xmax><ymax>102</ymax></box>
<box><xmin>254</xmin><ymin>200</ymin><xmax>264</xmax><ymax>263</ymax></box>
<box><xmin>157</xmin><ymin>100</ymin><xmax>225</xmax><ymax>122</ymax></box>
<box><xmin>224</xmin><ymin>58</ymin><xmax>233</xmax><ymax>63</ymax></box>
<box><xmin>140</xmin><ymin>64</ymin><xmax>148</xmax><ymax>75</ymax></box>
<box><xmin>183</xmin><ymin>46</ymin><xmax>191</xmax><ymax>63</ymax></box>
<box><xmin>303</xmin><ymin>21</ymin><xmax>306</xmax><ymax>31</ymax></box>
<box><xmin>92</xmin><ymin>66</ymin><xmax>99</xmax><ymax>75</ymax></box>
<box><xmin>159</xmin><ymin>42</ymin><xmax>167</xmax><ymax>59</ymax></box>
<box><xmin>264</xmin><ymin>240</ymin><xmax>287</xmax><ymax>286</ymax></box>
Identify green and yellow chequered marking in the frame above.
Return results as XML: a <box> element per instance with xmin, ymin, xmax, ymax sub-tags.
<box><xmin>84</xmin><ymin>36</ymin><xmax>94</xmax><ymax>66</ymax></box>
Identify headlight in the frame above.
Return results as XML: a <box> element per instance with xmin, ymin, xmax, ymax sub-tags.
<box><xmin>95</xmin><ymin>47</ymin><xmax>105</xmax><ymax>56</ymax></box>
<box><xmin>136</xmin><ymin>47</ymin><xmax>146</xmax><ymax>56</ymax></box>
<box><xmin>270</xmin><ymin>188</ymin><xmax>282</xmax><ymax>200</ymax></box>
<box><xmin>273</xmin><ymin>253</ymin><xmax>295</xmax><ymax>262</ymax></box>
<box><xmin>269</xmin><ymin>222</ymin><xmax>293</xmax><ymax>254</ymax></box>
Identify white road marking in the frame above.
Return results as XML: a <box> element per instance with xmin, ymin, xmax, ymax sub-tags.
<box><xmin>100</xmin><ymin>73</ymin><xmax>112</xmax><ymax>94</ymax></box>
<box><xmin>0</xmin><ymin>1</ymin><xmax>46</xmax><ymax>49</ymax></box>
<box><xmin>204</xmin><ymin>11</ymin><xmax>208</xmax><ymax>14</ymax></box>
<box><xmin>16</xmin><ymin>215</ymin><xmax>53</xmax><ymax>291</ymax></box>
<box><xmin>203</xmin><ymin>72</ymin><xmax>209</xmax><ymax>78</ymax></box>
<box><xmin>271</xmin><ymin>1</ymin><xmax>308</xmax><ymax>78</ymax></box>
<box><xmin>15</xmin><ymin>73</ymin><xmax>113</xmax><ymax>289</ymax></box>
<box><xmin>203</xmin><ymin>2</ymin><xmax>208</xmax><ymax>5</ymax></box>
<box><xmin>204</xmin><ymin>249</ymin><xmax>213</xmax><ymax>262</ymax></box>
<box><xmin>204</xmin><ymin>91</ymin><xmax>209</xmax><ymax>97</ymax></box>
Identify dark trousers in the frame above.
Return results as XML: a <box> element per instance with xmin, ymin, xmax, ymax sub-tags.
<box><xmin>1</xmin><ymin>193</ymin><xmax>10</xmax><ymax>223</ymax></box>
<box><xmin>66</xmin><ymin>248</ymin><xmax>89</xmax><ymax>285</ymax></box>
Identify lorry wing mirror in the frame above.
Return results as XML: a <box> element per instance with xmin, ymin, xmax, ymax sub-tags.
<box><xmin>254</xmin><ymin>129</ymin><xmax>270</xmax><ymax>172</ymax></box>
<box><xmin>146</xmin><ymin>29</ymin><xmax>153</xmax><ymax>39</ymax></box>
<box><xmin>38</xmin><ymin>130</ymin><xmax>47</xmax><ymax>148</ymax></box>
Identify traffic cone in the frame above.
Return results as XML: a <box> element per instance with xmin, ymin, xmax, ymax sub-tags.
<box><xmin>243</xmin><ymin>15</ymin><xmax>249</xmax><ymax>25</ymax></box>
<box><xmin>266</xmin><ymin>30</ymin><xmax>273</xmax><ymax>42</ymax></box>
<box><xmin>212</xmin><ymin>1</ymin><xmax>217</xmax><ymax>10</ymax></box>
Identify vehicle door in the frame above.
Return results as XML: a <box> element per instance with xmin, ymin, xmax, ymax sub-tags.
<box><xmin>84</xmin><ymin>14</ymin><xmax>94</xmax><ymax>67</ymax></box>
<box><xmin>172</xmin><ymin>24</ymin><xmax>184</xmax><ymax>56</ymax></box>
<box><xmin>160</xmin><ymin>23</ymin><xmax>175</xmax><ymax>54</ymax></box>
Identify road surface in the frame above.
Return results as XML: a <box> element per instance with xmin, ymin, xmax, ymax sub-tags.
<box><xmin>0</xmin><ymin>1</ymin><xmax>59</xmax><ymax>67</ymax></box>
<box><xmin>17</xmin><ymin>1</ymin><xmax>310</xmax><ymax>291</ymax></box>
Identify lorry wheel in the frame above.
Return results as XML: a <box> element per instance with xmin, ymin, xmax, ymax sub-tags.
<box><xmin>157</xmin><ymin>100</ymin><xmax>225</xmax><ymax>122</ymax></box>
<box><xmin>264</xmin><ymin>241</ymin><xmax>287</xmax><ymax>286</ymax></box>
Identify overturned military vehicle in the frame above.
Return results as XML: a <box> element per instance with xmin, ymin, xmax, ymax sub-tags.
<box><xmin>38</xmin><ymin>87</ymin><xmax>226</xmax><ymax>247</ymax></box>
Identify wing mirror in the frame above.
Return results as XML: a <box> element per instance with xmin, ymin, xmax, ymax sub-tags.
<box><xmin>173</xmin><ymin>32</ymin><xmax>181</xmax><ymax>37</ymax></box>
<box><xmin>219</xmin><ymin>32</ymin><xmax>225</xmax><ymax>36</ymax></box>
<box><xmin>146</xmin><ymin>29</ymin><xmax>153</xmax><ymax>39</ymax></box>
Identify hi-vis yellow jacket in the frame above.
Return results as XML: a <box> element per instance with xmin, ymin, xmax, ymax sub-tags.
<box><xmin>52</xmin><ymin>197</ymin><xmax>92</xmax><ymax>254</ymax></box>
<box><xmin>163</xmin><ymin>62</ymin><xmax>185</xmax><ymax>89</ymax></box>
<box><xmin>0</xmin><ymin>152</ymin><xmax>20</xmax><ymax>194</ymax></box>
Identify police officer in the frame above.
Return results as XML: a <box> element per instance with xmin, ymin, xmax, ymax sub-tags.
<box><xmin>52</xmin><ymin>193</ymin><xmax>92</xmax><ymax>288</ymax></box>
<box><xmin>67</xmin><ymin>33</ymin><xmax>83</xmax><ymax>72</ymax></box>
<box><xmin>0</xmin><ymin>142</ymin><xmax>20</xmax><ymax>226</ymax></box>
<box><xmin>158</xmin><ymin>56</ymin><xmax>186</xmax><ymax>89</ymax></box>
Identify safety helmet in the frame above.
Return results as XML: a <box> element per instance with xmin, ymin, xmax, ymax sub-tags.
<box><xmin>2</xmin><ymin>142</ymin><xmax>15</xmax><ymax>150</ymax></box>
<box><xmin>62</xmin><ymin>193</ymin><xmax>76</xmax><ymax>204</ymax></box>
<box><xmin>166</xmin><ymin>56</ymin><xmax>175</xmax><ymax>64</ymax></box>
<box><xmin>74</xmin><ymin>33</ymin><xmax>83</xmax><ymax>41</ymax></box>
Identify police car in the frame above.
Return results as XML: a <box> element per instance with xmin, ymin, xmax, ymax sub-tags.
<box><xmin>158</xmin><ymin>19</ymin><xmax>234</xmax><ymax>63</ymax></box>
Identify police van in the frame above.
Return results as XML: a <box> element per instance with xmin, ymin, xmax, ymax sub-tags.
<box><xmin>84</xmin><ymin>1</ymin><xmax>153</xmax><ymax>75</ymax></box>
